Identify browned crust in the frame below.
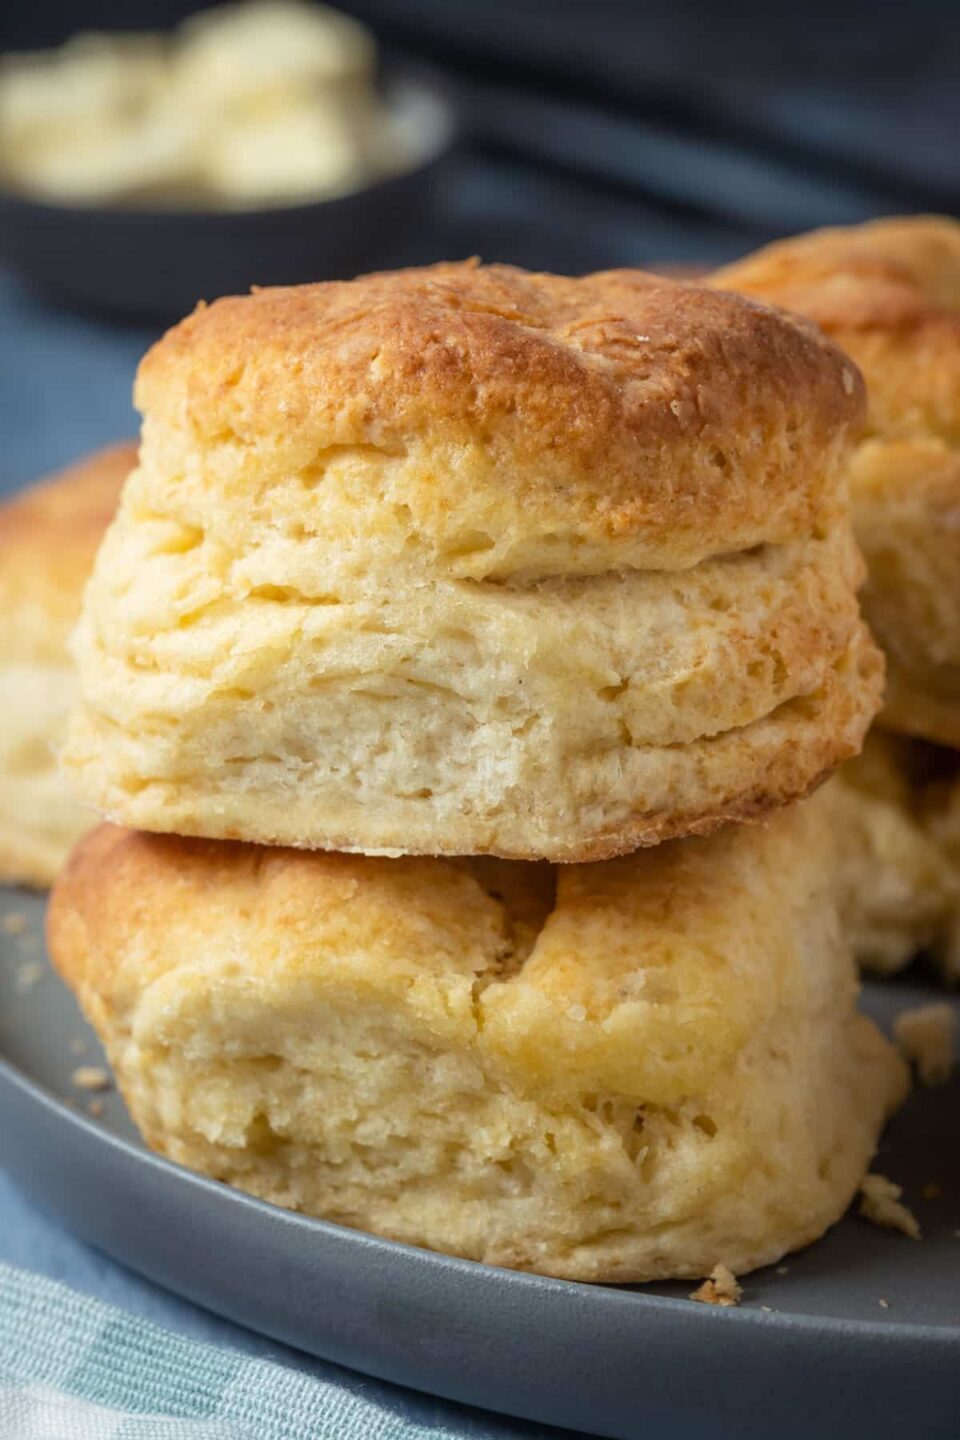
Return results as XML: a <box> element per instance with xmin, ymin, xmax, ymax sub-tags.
<box><xmin>241</xmin><ymin>771</ymin><xmax>839</xmax><ymax>866</ymax></box>
<box><xmin>48</xmin><ymin>822</ymin><xmax>224</xmax><ymax>1003</ymax></box>
<box><xmin>71</xmin><ymin>781</ymin><xmax>833</xmax><ymax>867</ymax></box>
<box><xmin>136</xmin><ymin>261</ymin><xmax>864</xmax><ymax>553</ymax></box>
<box><xmin>711</xmin><ymin>216</ymin><xmax>960</xmax><ymax>443</ymax></box>
<box><xmin>546</xmin><ymin>765</ymin><xmax>837</xmax><ymax>863</ymax></box>
<box><xmin>51</xmin><ymin>794</ymin><xmax>808</xmax><ymax>998</ymax></box>
<box><xmin>712</xmin><ymin>215</ymin><xmax>960</xmax><ymax>310</ymax></box>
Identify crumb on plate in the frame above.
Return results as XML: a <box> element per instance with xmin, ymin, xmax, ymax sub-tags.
<box><xmin>690</xmin><ymin>1263</ymin><xmax>742</xmax><ymax>1307</ymax></box>
<box><xmin>859</xmin><ymin>1173</ymin><xmax>921</xmax><ymax>1240</ymax></box>
<box><xmin>2</xmin><ymin>912</ymin><xmax>28</xmax><ymax>935</ymax></box>
<box><xmin>71</xmin><ymin>1065</ymin><xmax>111</xmax><ymax>1092</ymax></box>
<box><xmin>15</xmin><ymin>960</ymin><xmax>43</xmax><ymax>993</ymax></box>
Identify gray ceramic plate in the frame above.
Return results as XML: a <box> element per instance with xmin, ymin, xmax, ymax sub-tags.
<box><xmin>1</xmin><ymin>883</ymin><xmax>958</xmax><ymax>1440</ymax></box>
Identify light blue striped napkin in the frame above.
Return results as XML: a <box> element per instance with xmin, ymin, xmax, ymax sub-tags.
<box><xmin>0</xmin><ymin>1262</ymin><xmax>484</xmax><ymax>1439</ymax></box>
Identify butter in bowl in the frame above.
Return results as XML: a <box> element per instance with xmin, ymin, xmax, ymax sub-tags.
<box><xmin>0</xmin><ymin>1</ymin><xmax>457</xmax><ymax>316</ymax></box>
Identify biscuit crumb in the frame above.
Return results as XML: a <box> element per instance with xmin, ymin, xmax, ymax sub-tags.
<box><xmin>879</xmin><ymin>1298</ymin><xmax>889</xmax><ymax>1309</ymax></box>
<box><xmin>894</xmin><ymin>1004</ymin><xmax>955</xmax><ymax>1087</ymax></box>
<box><xmin>86</xmin><ymin>1099</ymin><xmax>104</xmax><ymax>1118</ymax></box>
<box><xmin>690</xmin><ymin>1263</ymin><xmax>742</xmax><ymax>1307</ymax></box>
<box><xmin>775</xmin><ymin>1265</ymin><xmax>789</xmax><ymax>1275</ymax></box>
<box><xmin>15</xmin><ymin>961</ymin><xmax>43</xmax><ymax>993</ymax></box>
<box><xmin>859</xmin><ymin>1174</ymin><xmax>921</xmax><ymax>1239</ymax></box>
<box><xmin>2</xmin><ymin>912</ymin><xmax>27</xmax><ymax>935</ymax></box>
<box><xmin>69</xmin><ymin>1038</ymin><xmax>88</xmax><ymax>1056</ymax></box>
<box><xmin>71</xmin><ymin>1066</ymin><xmax>111</xmax><ymax>1092</ymax></box>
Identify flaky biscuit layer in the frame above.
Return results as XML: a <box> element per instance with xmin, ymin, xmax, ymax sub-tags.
<box><xmin>64</xmin><ymin>497</ymin><xmax>880</xmax><ymax>859</ymax></box>
<box><xmin>48</xmin><ymin>795</ymin><xmax>906</xmax><ymax>1283</ymax></box>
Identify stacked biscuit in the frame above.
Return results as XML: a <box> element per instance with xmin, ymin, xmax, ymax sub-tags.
<box><xmin>714</xmin><ymin>215</ymin><xmax>960</xmax><ymax>976</ymax></box>
<box><xmin>43</xmin><ymin>262</ymin><xmax>908</xmax><ymax>1282</ymax></box>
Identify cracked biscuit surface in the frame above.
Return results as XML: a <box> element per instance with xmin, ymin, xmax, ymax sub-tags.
<box><xmin>0</xmin><ymin>443</ymin><xmax>134</xmax><ymax>886</ymax></box>
<box><xmin>62</xmin><ymin>262</ymin><xmax>878</xmax><ymax>859</ymax></box>
<box><xmin>713</xmin><ymin>216</ymin><xmax>960</xmax><ymax>747</ymax></box>
<box><xmin>48</xmin><ymin>793</ymin><xmax>907</xmax><ymax>1282</ymax></box>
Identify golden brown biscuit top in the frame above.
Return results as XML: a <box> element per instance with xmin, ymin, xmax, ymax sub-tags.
<box><xmin>0</xmin><ymin>442</ymin><xmax>135</xmax><ymax>661</ymax></box>
<box><xmin>134</xmin><ymin>261</ymin><xmax>864</xmax><ymax>570</ymax></box>
<box><xmin>712</xmin><ymin>217</ymin><xmax>960</xmax><ymax>445</ymax></box>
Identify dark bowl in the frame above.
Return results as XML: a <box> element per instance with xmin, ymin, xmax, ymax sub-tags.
<box><xmin>0</xmin><ymin>63</ymin><xmax>457</xmax><ymax>320</ymax></box>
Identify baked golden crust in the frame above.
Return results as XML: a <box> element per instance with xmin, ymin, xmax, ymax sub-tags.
<box><xmin>48</xmin><ymin>797</ymin><xmax>906</xmax><ymax>1283</ymax></box>
<box><xmin>713</xmin><ymin>217</ymin><xmax>960</xmax><ymax>745</ymax></box>
<box><xmin>63</xmin><ymin>264</ymin><xmax>879</xmax><ymax>860</ymax></box>
<box><xmin>136</xmin><ymin>260</ymin><xmax>865</xmax><ymax>577</ymax></box>
<box><xmin>0</xmin><ymin>443</ymin><xmax>134</xmax><ymax>886</ymax></box>
<box><xmin>711</xmin><ymin>216</ymin><xmax>960</xmax><ymax>441</ymax></box>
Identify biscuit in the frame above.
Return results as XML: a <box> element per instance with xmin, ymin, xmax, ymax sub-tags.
<box><xmin>830</xmin><ymin>734</ymin><xmax>960</xmax><ymax>974</ymax></box>
<box><xmin>48</xmin><ymin>795</ymin><xmax>906</xmax><ymax>1283</ymax></box>
<box><xmin>0</xmin><ymin>444</ymin><xmax>134</xmax><ymax>886</ymax></box>
<box><xmin>713</xmin><ymin>216</ymin><xmax>960</xmax><ymax>746</ymax></box>
<box><xmin>62</xmin><ymin>262</ymin><xmax>880</xmax><ymax>860</ymax></box>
